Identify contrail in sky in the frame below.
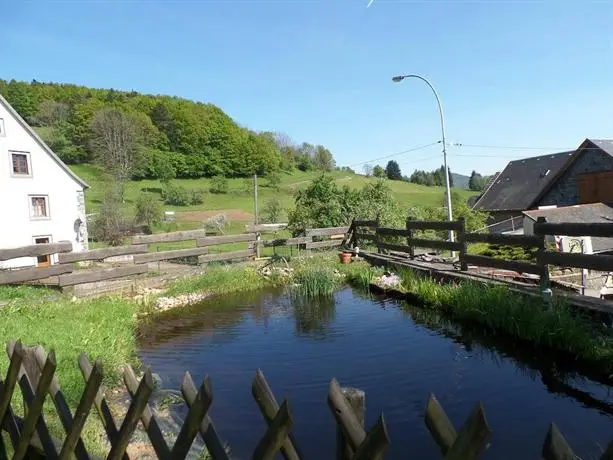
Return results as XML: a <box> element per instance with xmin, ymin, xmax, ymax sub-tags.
<box><xmin>367</xmin><ymin>0</ymin><xmax>375</xmax><ymax>7</ymax></box>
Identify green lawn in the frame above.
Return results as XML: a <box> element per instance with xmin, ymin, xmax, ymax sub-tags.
<box><xmin>71</xmin><ymin>164</ymin><xmax>477</xmax><ymax>226</ymax></box>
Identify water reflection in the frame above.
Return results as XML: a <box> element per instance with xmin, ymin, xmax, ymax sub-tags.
<box><xmin>292</xmin><ymin>294</ymin><xmax>336</xmax><ymax>338</ymax></box>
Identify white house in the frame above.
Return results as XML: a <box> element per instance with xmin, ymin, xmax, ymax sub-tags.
<box><xmin>0</xmin><ymin>94</ymin><xmax>89</xmax><ymax>269</ymax></box>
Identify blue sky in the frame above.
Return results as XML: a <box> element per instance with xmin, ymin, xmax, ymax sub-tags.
<box><xmin>3</xmin><ymin>1</ymin><xmax>613</xmax><ymax>175</ymax></box>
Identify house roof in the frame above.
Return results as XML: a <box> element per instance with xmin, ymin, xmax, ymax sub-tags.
<box><xmin>473</xmin><ymin>150</ymin><xmax>577</xmax><ymax>212</ymax></box>
<box><xmin>587</xmin><ymin>139</ymin><xmax>613</xmax><ymax>156</ymax></box>
<box><xmin>0</xmin><ymin>94</ymin><xmax>89</xmax><ymax>189</ymax></box>
<box><xmin>523</xmin><ymin>203</ymin><xmax>613</xmax><ymax>253</ymax></box>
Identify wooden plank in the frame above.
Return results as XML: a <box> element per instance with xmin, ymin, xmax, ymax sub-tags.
<box><xmin>245</xmin><ymin>224</ymin><xmax>288</xmax><ymax>233</ymax></box>
<box><xmin>123</xmin><ymin>365</ymin><xmax>170</xmax><ymax>459</ymax></box>
<box><xmin>337</xmin><ymin>388</ymin><xmax>365</xmax><ymax>460</ymax></box>
<box><xmin>107</xmin><ymin>371</ymin><xmax>155</xmax><ymax>460</ymax></box>
<box><xmin>306</xmin><ymin>226</ymin><xmax>350</xmax><ymax>237</ymax></box>
<box><xmin>0</xmin><ymin>241</ymin><xmax>72</xmax><ymax>261</ymax></box>
<box><xmin>327</xmin><ymin>379</ymin><xmax>365</xmax><ymax>452</ymax></box>
<box><xmin>534</xmin><ymin>221</ymin><xmax>613</xmax><ymax>238</ymax></box>
<box><xmin>461</xmin><ymin>254</ymin><xmax>541</xmax><ymax>275</ymax></box>
<box><xmin>198</xmin><ymin>249</ymin><xmax>254</xmax><ymax>264</ymax></box>
<box><xmin>133</xmin><ymin>247</ymin><xmax>210</xmax><ymax>264</ymax></box>
<box><xmin>0</xmin><ymin>341</ymin><xmax>25</xmax><ymax>426</ymax></box>
<box><xmin>132</xmin><ymin>229</ymin><xmax>206</xmax><ymax>244</ymax></box>
<box><xmin>171</xmin><ymin>376</ymin><xmax>213</xmax><ymax>458</ymax></box>
<box><xmin>444</xmin><ymin>402</ymin><xmax>491</xmax><ymax>460</ymax></box>
<box><xmin>425</xmin><ymin>394</ymin><xmax>457</xmax><ymax>455</ymax></box>
<box><xmin>353</xmin><ymin>220</ymin><xmax>377</xmax><ymax>228</ymax></box>
<box><xmin>542</xmin><ymin>423</ymin><xmax>575</xmax><ymax>460</ymax></box>
<box><xmin>351</xmin><ymin>416</ymin><xmax>390</xmax><ymax>460</ymax></box>
<box><xmin>58</xmin><ymin>264</ymin><xmax>148</xmax><ymax>287</ymax></box>
<box><xmin>252</xmin><ymin>370</ymin><xmax>302</xmax><ymax>460</ymax></box>
<box><xmin>379</xmin><ymin>239</ymin><xmax>461</xmax><ymax>253</ymax></box>
<box><xmin>252</xmin><ymin>399</ymin><xmax>293</xmax><ymax>460</ymax></box>
<box><xmin>255</xmin><ymin>236</ymin><xmax>311</xmax><ymax>247</ymax></box>
<box><xmin>196</xmin><ymin>233</ymin><xmax>256</xmax><ymax>247</ymax></box>
<box><xmin>464</xmin><ymin>232</ymin><xmax>542</xmax><ymax>247</ymax></box>
<box><xmin>406</xmin><ymin>220</ymin><xmax>463</xmax><ymax>231</ymax></box>
<box><xmin>377</xmin><ymin>228</ymin><xmax>410</xmax><ymax>237</ymax></box>
<box><xmin>355</xmin><ymin>233</ymin><xmax>377</xmax><ymax>242</ymax></box>
<box><xmin>58</xmin><ymin>245</ymin><xmax>148</xmax><ymax>263</ymax></box>
<box><xmin>540</xmin><ymin>251</ymin><xmax>613</xmax><ymax>272</ymax></box>
<box><xmin>0</xmin><ymin>264</ymin><xmax>73</xmax><ymax>285</ymax></box>
<box><xmin>181</xmin><ymin>372</ymin><xmax>229</xmax><ymax>460</ymax></box>
<box><xmin>306</xmin><ymin>239</ymin><xmax>343</xmax><ymax>249</ymax></box>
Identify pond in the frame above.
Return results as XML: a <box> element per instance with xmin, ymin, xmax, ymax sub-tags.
<box><xmin>137</xmin><ymin>287</ymin><xmax>613</xmax><ymax>459</ymax></box>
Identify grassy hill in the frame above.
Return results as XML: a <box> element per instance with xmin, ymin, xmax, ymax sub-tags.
<box><xmin>72</xmin><ymin>165</ymin><xmax>477</xmax><ymax>232</ymax></box>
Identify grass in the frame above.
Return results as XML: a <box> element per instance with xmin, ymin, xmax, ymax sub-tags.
<box><xmin>71</xmin><ymin>163</ymin><xmax>476</xmax><ymax>219</ymax></box>
<box><xmin>356</xmin><ymin>267</ymin><xmax>613</xmax><ymax>369</ymax></box>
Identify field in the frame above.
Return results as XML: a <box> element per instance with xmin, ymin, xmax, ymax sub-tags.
<box><xmin>71</xmin><ymin>164</ymin><xmax>477</xmax><ymax>231</ymax></box>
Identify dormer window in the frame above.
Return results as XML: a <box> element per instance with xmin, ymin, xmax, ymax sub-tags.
<box><xmin>10</xmin><ymin>151</ymin><xmax>31</xmax><ymax>177</ymax></box>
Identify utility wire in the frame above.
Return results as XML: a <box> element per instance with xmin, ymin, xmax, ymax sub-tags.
<box><xmin>348</xmin><ymin>141</ymin><xmax>441</xmax><ymax>168</ymax></box>
<box><xmin>454</xmin><ymin>143</ymin><xmax>575</xmax><ymax>151</ymax></box>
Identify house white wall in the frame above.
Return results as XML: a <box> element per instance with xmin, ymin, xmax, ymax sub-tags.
<box><xmin>0</xmin><ymin>100</ymin><xmax>88</xmax><ymax>269</ymax></box>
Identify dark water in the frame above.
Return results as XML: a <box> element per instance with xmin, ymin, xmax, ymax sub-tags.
<box><xmin>137</xmin><ymin>288</ymin><xmax>613</xmax><ymax>459</ymax></box>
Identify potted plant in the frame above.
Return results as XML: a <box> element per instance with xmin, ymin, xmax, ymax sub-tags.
<box><xmin>338</xmin><ymin>251</ymin><xmax>352</xmax><ymax>264</ymax></box>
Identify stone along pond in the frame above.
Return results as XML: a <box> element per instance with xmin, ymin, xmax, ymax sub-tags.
<box><xmin>137</xmin><ymin>287</ymin><xmax>613</xmax><ymax>459</ymax></box>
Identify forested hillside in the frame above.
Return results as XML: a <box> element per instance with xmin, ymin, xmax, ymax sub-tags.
<box><xmin>0</xmin><ymin>79</ymin><xmax>336</xmax><ymax>179</ymax></box>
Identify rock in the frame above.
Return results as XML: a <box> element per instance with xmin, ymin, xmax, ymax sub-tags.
<box><xmin>378</xmin><ymin>273</ymin><xmax>402</xmax><ymax>288</ymax></box>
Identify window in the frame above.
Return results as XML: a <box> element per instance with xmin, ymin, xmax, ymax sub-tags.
<box><xmin>0</xmin><ymin>118</ymin><xmax>5</xmax><ymax>136</ymax></box>
<box><xmin>10</xmin><ymin>151</ymin><xmax>31</xmax><ymax>176</ymax></box>
<box><xmin>29</xmin><ymin>195</ymin><xmax>49</xmax><ymax>219</ymax></box>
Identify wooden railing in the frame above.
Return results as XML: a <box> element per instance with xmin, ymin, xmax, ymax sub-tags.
<box><xmin>351</xmin><ymin>216</ymin><xmax>613</xmax><ymax>290</ymax></box>
<box><xmin>0</xmin><ymin>225</ymin><xmax>354</xmax><ymax>289</ymax></box>
<box><xmin>0</xmin><ymin>340</ymin><xmax>604</xmax><ymax>459</ymax></box>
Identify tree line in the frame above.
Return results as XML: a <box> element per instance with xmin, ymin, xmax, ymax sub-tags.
<box><xmin>364</xmin><ymin>160</ymin><xmax>456</xmax><ymax>187</ymax></box>
<box><xmin>0</xmin><ymin>79</ymin><xmax>337</xmax><ymax>181</ymax></box>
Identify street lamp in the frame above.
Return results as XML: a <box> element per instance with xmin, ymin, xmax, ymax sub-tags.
<box><xmin>392</xmin><ymin>74</ymin><xmax>455</xmax><ymax>244</ymax></box>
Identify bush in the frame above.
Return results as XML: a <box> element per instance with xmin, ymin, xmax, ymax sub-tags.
<box><xmin>209</xmin><ymin>175</ymin><xmax>229</xmax><ymax>194</ymax></box>
<box><xmin>263</xmin><ymin>198</ymin><xmax>283</xmax><ymax>223</ymax></box>
<box><xmin>90</xmin><ymin>188</ymin><xmax>126</xmax><ymax>246</ymax></box>
<box><xmin>134</xmin><ymin>194</ymin><xmax>163</xmax><ymax>228</ymax></box>
<box><xmin>242</xmin><ymin>178</ymin><xmax>254</xmax><ymax>196</ymax></box>
<box><xmin>265</xmin><ymin>171</ymin><xmax>281</xmax><ymax>191</ymax></box>
<box><xmin>162</xmin><ymin>183</ymin><xmax>190</xmax><ymax>206</ymax></box>
<box><xmin>190</xmin><ymin>189</ymin><xmax>205</xmax><ymax>205</ymax></box>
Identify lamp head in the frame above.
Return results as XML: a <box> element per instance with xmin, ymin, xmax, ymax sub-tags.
<box><xmin>392</xmin><ymin>75</ymin><xmax>405</xmax><ymax>83</ymax></box>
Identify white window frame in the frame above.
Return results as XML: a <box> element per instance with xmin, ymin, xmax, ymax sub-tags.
<box><xmin>29</xmin><ymin>195</ymin><xmax>50</xmax><ymax>220</ymax></box>
<box><xmin>0</xmin><ymin>118</ymin><xmax>5</xmax><ymax>137</ymax></box>
<box><xmin>9</xmin><ymin>150</ymin><xmax>32</xmax><ymax>178</ymax></box>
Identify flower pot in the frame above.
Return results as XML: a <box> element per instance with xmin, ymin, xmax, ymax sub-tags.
<box><xmin>339</xmin><ymin>251</ymin><xmax>352</xmax><ymax>264</ymax></box>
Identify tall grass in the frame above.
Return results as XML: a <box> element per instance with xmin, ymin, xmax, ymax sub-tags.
<box><xmin>395</xmin><ymin>268</ymin><xmax>613</xmax><ymax>365</ymax></box>
<box><xmin>292</xmin><ymin>265</ymin><xmax>341</xmax><ymax>297</ymax></box>
<box><xmin>165</xmin><ymin>264</ymin><xmax>268</xmax><ymax>297</ymax></box>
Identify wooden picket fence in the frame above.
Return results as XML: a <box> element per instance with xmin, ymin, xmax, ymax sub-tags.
<box><xmin>0</xmin><ymin>340</ymin><xmax>607</xmax><ymax>459</ymax></box>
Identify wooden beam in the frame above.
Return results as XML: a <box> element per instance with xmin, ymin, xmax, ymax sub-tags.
<box><xmin>245</xmin><ymin>224</ymin><xmax>288</xmax><ymax>233</ymax></box>
<box><xmin>255</xmin><ymin>236</ymin><xmax>312</xmax><ymax>248</ymax></box>
<box><xmin>306</xmin><ymin>226</ymin><xmax>350</xmax><ymax>237</ymax></box>
<box><xmin>463</xmin><ymin>233</ymin><xmax>542</xmax><ymax>247</ymax></box>
<box><xmin>0</xmin><ymin>242</ymin><xmax>72</xmax><ymax>262</ymax></box>
<box><xmin>58</xmin><ymin>245</ymin><xmax>148</xmax><ymax>263</ymax></box>
<box><xmin>461</xmin><ymin>254</ymin><xmax>541</xmax><ymax>275</ymax></box>
<box><xmin>305</xmin><ymin>240</ymin><xmax>343</xmax><ymax>249</ymax></box>
<box><xmin>132</xmin><ymin>230</ymin><xmax>206</xmax><ymax>245</ymax></box>
<box><xmin>534</xmin><ymin>221</ymin><xmax>613</xmax><ymax>237</ymax></box>
<box><xmin>379</xmin><ymin>239</ymin><xmax>461</xmax><ymax>253</ymax></box>
<box><xmin>355</xmin><ymin>233</ymin><xmax>377</xmax><ymax>242</ymax></box>
<box><xmin>58</xmin><ymin>264</ymin><xmax>148</xmax><ymax>287</ymax></box>
<box><xmin>133</xmin><ymin>247</ymin><xmax>210</xmax><ymax>264</ymax></box>
<box><xmin>405</xmin><ymin>220</ymin><xmax>463</xmax><ymax>231</ymax></box>
<box><xmin>196</xmin><ymin>234</ymin><xmax>256</xmax><ymax>247</ymax></box>
<box><xmin>0</xmin><ymin>265</ymin><xmax>73</xmax><ymax>285</ymax></box>
<box><xmin>377</xmin><ymin>228</ymin><xmax>410</xmax><ymax>237</ymax></box>
<box><xmin>540</xmin><ymin>251</ymin><xmax>613</xmax><ymax>272</ymax></box>
<box><xmin>198</xmin><ymin>249</ymin><xmax>254</xmax><ymax>264</ymax></box>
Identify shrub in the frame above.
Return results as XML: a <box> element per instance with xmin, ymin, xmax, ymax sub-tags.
<box><xmin>242</xmin><ymin>178</ymin><xmax>254</xmax><ymax>196</ymax></box>
<box><xmin>265</xmin><ymin>171</ymin><xmax>281</xmax><ymax>191</ymax></box>
<box><xmin>263</xmin><ymin>198</ymin><xmax>282</xmax><ymax>223</ymax></box>
<box><xmin>209</xmin><ymin>175</ymin><xmax>229</xmax><ymax>194</ymax></box>
<box><xmin>134</xmin><ymin>194</ymin><xmax>163</xmax><ymax>228</ymax></box>
<box><xmin>190</xmin><ymin>189</ymin><xmax>205</xmax><ymax>205</ymax></box>
<box><xmin>90</xmin><ymin>188</ymin><xmax>126</xmax><ymax>246</ymax></box>
<box><xmin>162</xmin><ymin>183</ymin><xmax>190</xmax><ymax>206</ymax></box>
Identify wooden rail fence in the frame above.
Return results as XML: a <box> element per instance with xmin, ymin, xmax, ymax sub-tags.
<box><xmin>351</xmin><ymin>216</ymin><xmax>613</xmax><ymax>292</ymax></box>
<box><xmin>0</xmin><ymin>225</ymin><xmax>354</xmax><ymax>289</ymax></box>
<box><xmin>0</xmin><ymin>340</ymin><xmax>604</xmax><ymax>459</ymax></box>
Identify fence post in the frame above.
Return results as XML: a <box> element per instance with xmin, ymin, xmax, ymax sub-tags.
<box><xmin>406</xmin><ymin>218</ymin><xmax>415</xmax><ymax>259</ymax></box>
<box><xmin>336</xmin><ymin>387</ymin><xmax>365</xmax><ymax>460</ymax></box>
<box><xmin>375</xmin><ymin>217</ymin><xmax>381</xmax><ymax>254</ymax></box>
<box><xmin>535</xmin><ymin>217</ymin><xmax>551</xmax><ymax>299</ymax></box>
<box><xmin>458</xmin><ymin>217</ymin><xmax>468</xmax><ymax>271</ymax></box>
<box><xmin>306</xmin><ymin>228</ymin><xmax>312</xmax><ymax>257</ymax></box>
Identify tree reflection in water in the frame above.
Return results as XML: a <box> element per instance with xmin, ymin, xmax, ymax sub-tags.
<box><xmin>292</xmin><ymin>294</ymin><xmax>336</xmax><ymax>339</ymax></box>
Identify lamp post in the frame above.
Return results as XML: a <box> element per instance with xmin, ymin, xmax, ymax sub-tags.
<box><xmin>392</xmin><ymin>74</ymin><xmax>455</xmax><ymax>244</ymax></box>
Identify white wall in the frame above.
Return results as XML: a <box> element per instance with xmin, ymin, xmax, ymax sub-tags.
<box><xmin>0</xmin><ymin>104</ymin><xmax>88</xmax><ymax>268</ymax></box>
